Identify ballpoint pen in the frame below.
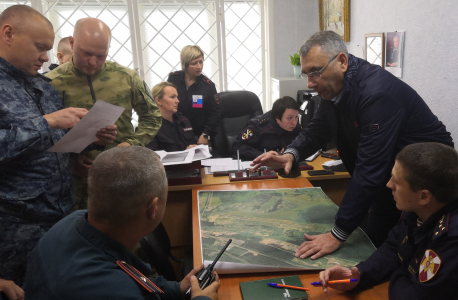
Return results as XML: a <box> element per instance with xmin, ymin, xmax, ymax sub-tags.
<box><xmin>267</xmin><ymin>283</ymin><xmax>311</xmax><ymax>291</ymax></box>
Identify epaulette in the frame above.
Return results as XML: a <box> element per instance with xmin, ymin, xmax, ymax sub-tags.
<box><xmin>202</xmin><ymin>76</ymin><xmax>214</xmax><ymax>86</ymax></box>
<box><xmin>116</xmin><ymin>261</ymin><xmax>164</xmax><ymax>294</ymax></box>
<box><xmin>169</xmin><ymin>71</ymin><xmax>181</xmax><ymax>76</ymax></box>
<box><xmin>433</xmin><ymin>213</ymin><xmax>450</xmax><ymax>240</ymax></box>
<box><xmin>257</xmin><ymin>117</ymin><xmax>270</xmax><ymax>125</ymax></box>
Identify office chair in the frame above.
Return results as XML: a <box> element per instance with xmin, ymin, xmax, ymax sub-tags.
<box><xmin>139</xmin><ymin>222</ymin><xmax>193</xmax><ymax>281</ymax></box>
<box><xmin>212</xmin><ymin>90</ymin><xmax>263</xmax><ymax>158</ymax></box>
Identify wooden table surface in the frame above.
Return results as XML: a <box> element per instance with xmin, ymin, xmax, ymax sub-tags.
<box><xmin>169</xmin><ymin>156</ymin><xmax>350</xmax><ymax>192</ymax></box>
<box><xmin>191</xmin><ymin>179</ymin><xmax>389</xmax><ymax>300</ymax></box>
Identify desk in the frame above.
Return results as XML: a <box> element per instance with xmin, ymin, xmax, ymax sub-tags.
<box><xmin>191</xmin><ymin>179</ymin><xmax>389</xmax><ymax>300</ymax></box>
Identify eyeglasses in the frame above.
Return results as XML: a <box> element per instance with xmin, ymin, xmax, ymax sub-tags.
<box><xmin>300</xmin><ymin>55</ymin><xmax>338</xmax><ymax>81</ymax></box>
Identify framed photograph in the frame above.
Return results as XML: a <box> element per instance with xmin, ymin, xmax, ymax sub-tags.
<box><xmin>385</xmin><ymin>31</ymin><xmax>405</xmax><ymax>78</ymax></box>
<box><xmin>365</xmin><ymin>33</ymin><xmax>385</xmax><ymax>68</ymax></box>
<box><xmin>319</xmin><ymin>0</ymin><xmax>350</xmax><ymax>42</ymax></box>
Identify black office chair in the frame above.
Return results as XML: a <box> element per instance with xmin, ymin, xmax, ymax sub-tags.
<box><xmin>212</xmin><ymin>90</ymin><xmax>263</xmax><ymax>158</ymax></box>
<box><xmin>139</xmin><ymin>222</ymin><xmax>193</xmax><ymax>281</ymax></box>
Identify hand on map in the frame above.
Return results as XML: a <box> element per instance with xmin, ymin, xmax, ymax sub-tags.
<box><xmin>295</xmin><ymin>232</ymin><xmax>342</xmax><ymax>260</ymax></box>
<box><xmin>318</xmin><ymin>265</ymin><xmax>360</xmax><ymax>293</ymax></box>
<box><xmin>180</xmin><ymin>264</ymin><xmax>220</xmax><ymax>300</ymax></box>
<box><xmin>251</xmin><ymin>152</ymin><xmax>294</xmax><ymax>172</ymax></box>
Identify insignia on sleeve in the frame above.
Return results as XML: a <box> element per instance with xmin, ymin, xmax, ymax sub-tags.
<box><xmin>241</xmin><ymin>129</ymin><xmax>253</xmax><ymax>140</ymax></box>
<box><xmin>419</xmin><ymin>250</ymin><xmax>441</xmax><ymax>282</ymax></box>
<box><xmin>116</xmin><ymin>261</ymin><xmax>164</xmax><ymax>293</ymax></box>
<box><xmin>214</xmin><ymin>93</ymin><xmax>220</xmax><ymax>104</ymax></box>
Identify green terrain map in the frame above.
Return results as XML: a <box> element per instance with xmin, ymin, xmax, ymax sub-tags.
<box><xmin>198</xmin><ymin>188</ymin><xmax>376</xmax><ymax>270</ymax></box>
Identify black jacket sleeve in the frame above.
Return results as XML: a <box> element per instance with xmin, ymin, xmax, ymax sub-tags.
<box><xmin>232</xmin><ymin>125</ymin><xmax>264</xmax><ymax>161</ymax></box>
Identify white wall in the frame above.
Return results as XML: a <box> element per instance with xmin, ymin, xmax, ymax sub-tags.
<box><xmin>348</xmin><ymin>0</ymin><xmax>458</xmax><ymax>145</ymax></box>
<box><xmin>270</xmin><ymin>0</ymin><xmax>458</xmax><ymax>145</ymax></box>
<box><xmin>270</xmin><ymin>0</ymin><xmax>319</xmax><ymax>78</ymax></box>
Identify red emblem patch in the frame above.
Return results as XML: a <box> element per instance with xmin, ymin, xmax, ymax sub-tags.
<box><xmin>419</xmin><ymin>250</ymin><xmax>441</xmax><ymax>282</ymax></box>
<box><xmin>241</xmin><ymin>129</ymin><xmax>253</xmax><ymax>140</ymax></box>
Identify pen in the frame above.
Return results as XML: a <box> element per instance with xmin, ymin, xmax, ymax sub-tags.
<box><xmin>267</xmin><ymin>283</ymin><xmax>311</xmax><ymax>291</ymax></box>
<box><xmin>310</xmin><ymin>279</ymin><xmax>358</xmax><ymax>285</ymax></box>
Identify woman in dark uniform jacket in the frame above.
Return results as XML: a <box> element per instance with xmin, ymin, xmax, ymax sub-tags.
<box><xmin>146</xmin><ymin>82</ymin><xmax>197</xmax><ymax>152</ymax></box>
<box><xmin>167</xmin><ymin>45</ymin><xmax>221</xmax><ymax>145</ymax></box>
<box><xmin>232</xmin><ymin>96</ymin><xmax>301</xmax><ymax>161</ymax></box>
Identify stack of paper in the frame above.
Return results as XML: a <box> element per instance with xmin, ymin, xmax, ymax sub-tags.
<box><xmin>201</xmin><ymin>158</ymin><xmax>253</xmax><ymax>174</ymax></box>
<box><xmin>154</xmin><ymin>145</ymin><xmax>211</xmax><ymax>166</ymax></box>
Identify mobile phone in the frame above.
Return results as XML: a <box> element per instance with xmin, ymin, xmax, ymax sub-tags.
<box><xmin>307</xmin><ymin>169</ymin><xmax>334</xmax><ymax>176</ymax></box>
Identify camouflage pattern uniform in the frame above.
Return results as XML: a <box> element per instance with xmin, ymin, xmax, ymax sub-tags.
<box><xmin>47</xmin><ymin>60</ymin><xmax>161</xmax><ymax>209</ymax></box>
<box><xmin>0</xmin><ymin>56</ymin><xmax>74</xmax><ymax>286</ymax></box>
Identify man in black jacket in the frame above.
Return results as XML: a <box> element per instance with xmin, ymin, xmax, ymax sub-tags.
<box><xmin>317</xmin><ymin>143</ymin><xmax>458</xmax><ymax>300</ymax></box>
<box><xmin>253</xmin><ymin>31</ymin><xmax>453</xmax><ymax>259</ymax></box>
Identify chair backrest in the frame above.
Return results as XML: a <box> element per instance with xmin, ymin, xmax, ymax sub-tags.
<box><xmin>139</xmin><ymin>222</ymin><xmax>178</xmax><ymax>281</ymax></box>
<box><xmin>212</xmin><ymin>91</ymin><xmax>263</xmax><ymax>157</ymax></box>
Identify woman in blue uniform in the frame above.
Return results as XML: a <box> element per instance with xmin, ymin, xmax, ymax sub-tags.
<box><xmin>146</xmin><ymin>82</ymin><xmax>197</xmax><ymax>152</ymax></box>
<box><xmin>167</xmin><ymin>45</ymin><xmax>221</xmax><ymax>145</ymax></box>
<box><xmin>232</xmin><ymin>96</ymin><xmax>301</xmax><ymax>161</ymax></box>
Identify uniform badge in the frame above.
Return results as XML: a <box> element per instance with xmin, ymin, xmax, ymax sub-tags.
<box><xmin>183</xmin><ymin>127</ymin><xmax>193</xmax><ymax>132</ymax></box>
<box><xmin>419</xmin><ymin>250</ymin><xmax>441</xmax><ymax>283</ymax></box>
<box><xmin>369</xmin><ymin>124</ymin><xmax>380</xmax><ymax>132</ymax></box>
<box><xmin>241</xmin><ymin>129</ymin><xmax>253</xmax><ymax>140</ymax></box>
<box><xmin>214</xmin><ymin>93</ymin><xmax>220</xmax><ymax>104</ymax></box>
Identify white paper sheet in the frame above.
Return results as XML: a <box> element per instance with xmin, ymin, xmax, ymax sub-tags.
<box><xmin>159</xmin><ymin>145</ymin><xmax>212</xmax><ymax>166</ymax></box>
<box><xmin>48</xmin><ymin>100</ymin><xmax>124</xmax><ymax>153</ymax></box>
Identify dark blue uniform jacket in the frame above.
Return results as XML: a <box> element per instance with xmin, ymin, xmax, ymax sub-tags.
<box><xmin>147</xmin><ymin>113</ymin><xmax>196</xmax><ymax>152</ymax></box>
<box><xmin>23</xmin><ymin>211</ymin><xmax>210</xmax><ymax>300</ymax></box>
<box><xmin>356</xmin><ymin>201</ymin><xmax>458</xmax><ymax>299</ymax></box>
<box><xmin>232</xmin><ymin>111</ymin><xmax>301</xmax><ymax>161</ymax></box>
<box><xmin>288</xmin><ymin>54</ymin><xmax>453</xmax><ymax>238</ymax></box>
<box><xmin>167</xmin><ymin>71</ymin><xmax>221</xmax><ymax>137</ymax></box>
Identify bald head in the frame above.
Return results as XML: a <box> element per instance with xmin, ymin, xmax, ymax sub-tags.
<box><xmin>0</xmin><ymin>5</ymin><xmax>52</xmax><ymax>33</ymax></box>
<box><xmin>0</xmin><ymin>5</ymin><xmax>54</xmax><ymax>76</ymax></box>
<box><xmin>70</xmin><ymin>18</ymin><xmax>111</xmax><ymax>75</ymax></box>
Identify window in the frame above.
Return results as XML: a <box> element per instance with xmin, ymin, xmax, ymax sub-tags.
<box><xmin>0</xmin><ymin>0</ymin><xmax>268</xmax><ymax>109</ymax></box>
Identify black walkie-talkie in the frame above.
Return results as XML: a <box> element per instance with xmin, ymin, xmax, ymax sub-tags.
<box><xmin>186</xmin><ymin>238</ymin><xmax>232</xmax><ymax>295</ymax></box>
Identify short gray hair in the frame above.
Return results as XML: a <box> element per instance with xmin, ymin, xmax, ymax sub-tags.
<box><xmin>299</xmin><ymin>31</ymin><xmax>348</xmax><ymax>59</ymax></box>
<box><xmin>87</xmin><ymin>146</ymin><xmax>167</xmax><ymax>226</ymax></box>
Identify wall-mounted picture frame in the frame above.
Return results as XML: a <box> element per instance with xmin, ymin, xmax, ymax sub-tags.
<box><xmin>385</xmin><ymin>31</ymin><xmax>405</xmax><ymax>78</ymax></box>
<box><xmin>319</xmin><ymin>0</ymin><xmax>350</xmax><ymax>42</ymax></box>
<box><xmin>365</xmin><ymin>33</ymin><xmax>385</xmax><ymax>68</ymax></box>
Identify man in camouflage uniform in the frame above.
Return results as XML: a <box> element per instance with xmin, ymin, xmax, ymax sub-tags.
<box><xmin>47</xmin><ymin>18</ymin><xmax>162</xmax><ymax>209</ymax></box>
<box><xmin>0</xmin><ymin>6</ymin><xmax>116</xmax><ymax>286</ymax></box>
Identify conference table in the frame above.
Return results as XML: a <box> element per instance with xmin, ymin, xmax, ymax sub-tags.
<box><xmin>191</xmin><ymin>178</ymin><xmax>389</xmax><ymax>300</ymax></box>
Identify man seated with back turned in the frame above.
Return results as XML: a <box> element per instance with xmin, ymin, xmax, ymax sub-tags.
<box><xmin>232</xmin><ymin>96</ymin><xmax>301</xmax><ymax>161</ymax></box>
<box><xmin>317</xmin><ymin>143</ymin><xmax>458</xmax><ymax>299</ymax></box>
<box><xmin>23</xmin><ymin>146</ymin><xmax>219</xmax><ymax>300</ymax></box>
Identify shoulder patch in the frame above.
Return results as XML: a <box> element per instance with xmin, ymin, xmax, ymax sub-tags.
<box><xmin>241</xmin><ymin>128</ymin><xmax>253</xmax><ymax>140</ymax></box>
<box><xmin>258</xmin><ymin>117</ymin><xmax>270</xmax><ymax>125</ymax></box>
<box><xmin>116</xmin><ymin>261</ymin><xmax>164</xmax><ymax>293</ymax></box>
<box><xmin>202</xmin><ymin>77</ymin><xmax>213</xmax><ymax>86</ymax></box>
<box><xmin>214</xmin><ymin>93</ymin><xmax>220</xmax><ymax>104</ymax></box>
<box><xmin>419</xmin><ymin>250</ymin><xmax>441</xmax><ymax>283</ymax></box>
